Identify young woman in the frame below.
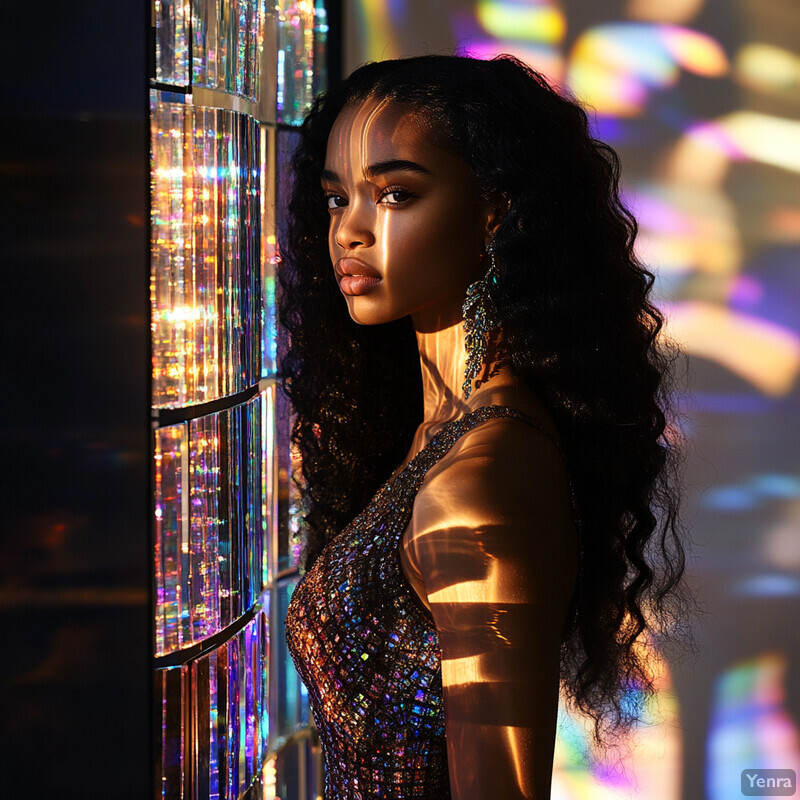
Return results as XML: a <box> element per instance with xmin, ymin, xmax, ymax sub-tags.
<box><xmin>280</xmin><ymin>54</ymin><xmax>693</xmax><ymax>799</ymax></box>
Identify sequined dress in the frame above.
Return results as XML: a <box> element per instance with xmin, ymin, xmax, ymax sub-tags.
<box><xmin>284</xmin><ymin>404</ymin><xmax>566</xmax><ymax>800</ymax></box>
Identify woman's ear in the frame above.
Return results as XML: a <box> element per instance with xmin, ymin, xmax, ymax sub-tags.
<box><xmin>484</xmin><ymin>191</ymin><xmax>510</xmax><ymax>239</ymax></box>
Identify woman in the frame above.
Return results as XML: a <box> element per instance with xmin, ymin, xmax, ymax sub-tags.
<box><xmin>280</xmin><ymin>54</ymin><xmax>693</xmax><ymax>799</ymax></box>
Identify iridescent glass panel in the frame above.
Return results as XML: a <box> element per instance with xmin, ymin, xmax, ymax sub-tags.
<box><xmin>157</xmin><ymin>665</ymin><xmax>188</xmax><ymax>798</ymax></box>
<box><xmin>151</xmin><ymin>93</ymin><xmax>263</xmax><ymax>408</ymax></box>
<box><xmin>155</xmin><ymin>0</ymin><xmax>189</xmax><ymax>86</ymax></box>
<box><xmin>273</xmin><ymin>577</ymin><xmax>310</xmax><ymax>747</ymax></box>
<box><xmin>275</xmin><ymin>388</ymin><xmax>305</xmax><ymax>573</ymax></box>
<box><xmin>155</xmin><ymin>393</ymin><xmax>270</xmax><ymax>656</ymax></box>
<box><xmin>277</xmin><ymin>1</ymin><xmax>328</xmax><ymax>124</ymax></box>
<box><xmin>155</xmin><ymin>423</ymin><xmax>187</xmax><ymax>655</ymax></box>
<box><xmin>193</xmin><ymin>0</ymin><xmax>267</xmax><ymax>100</ymax></box>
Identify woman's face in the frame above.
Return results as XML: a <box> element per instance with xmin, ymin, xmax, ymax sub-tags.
<box><xmin>322</xmin><ymin>97</ymin><xmax>495</xmax><ymax>332</ymax></box>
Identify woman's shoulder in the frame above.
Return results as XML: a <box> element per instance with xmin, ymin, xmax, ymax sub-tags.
<box><xmin>435</xmin><ymin>384</ymin><xmax>564</xmax><ymax>474</ymax></box>
<box><xmin>416</xmin><ymin>386</ymin><xmax>572</xmax><ymax>526</ymax></box>
<box><xmin>406</xmin><ymin>388</ymin><xmax>579</xmax><ymax>597</ymax></box>
<box><xmin>424</xmin><ymin>412</ymin><xmax>567</xmax><ymax>505</ymax></box>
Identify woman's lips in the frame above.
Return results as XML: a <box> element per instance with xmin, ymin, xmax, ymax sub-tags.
<box><xmin>339</xmin><ymin>275</ymin><xmax>382</xmax><ymax>295</ymax></box>
<box><xmin>335</xmin><ymin>257</ymin><xmax>382</xmax><ymax>295</ymax></box>
<box><xmin>336</xmin><ymin>257</ymin><xmax>382</xmax><ymax>278</ymax></box>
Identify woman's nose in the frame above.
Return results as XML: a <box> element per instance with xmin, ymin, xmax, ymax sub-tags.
<box><xmin>334</xmin><ymin>201</ymin><xmax>376</xmax><ymax>250</ymax></box>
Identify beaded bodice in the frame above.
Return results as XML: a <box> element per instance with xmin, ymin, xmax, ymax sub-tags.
<box><xmin>284</xmin><ymin>404</ymin><xmax>565</xmax><ymax>800</ymax></box>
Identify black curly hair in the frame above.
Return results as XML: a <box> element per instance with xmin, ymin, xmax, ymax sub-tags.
<box><xmin>277</xmin><ymin>53</ymin><xmax>695</xmax><ymax>744</ymax></box>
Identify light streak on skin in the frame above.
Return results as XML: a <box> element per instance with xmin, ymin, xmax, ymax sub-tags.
<box><xmin>664</xmin><ymin>301</ymin><xmax>800</xmax><ymax>396</ymax></box>
<box><xmin>429</xmin><ymin>577</ymin><xmax>514</xmax><ymax>604</ymax></box>
<box><xmin>442</xmin><ymin>652</ymin><xmax>488</xmax><ymax>687</ymax></box>
<box><xmin>503</xmin><ymin>726</ymin><xmax>536</xmax><ymax>798</ymax></box>
<box><xmin>329</xmin><ymin>95</ymin><xmax>390</xmax><ymax>322</ymax></box>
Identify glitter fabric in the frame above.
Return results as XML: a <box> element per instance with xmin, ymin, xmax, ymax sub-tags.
<box><xmin>284</xmin><ymin>404</ymin><xmax>572</xmax><ymax>799</ymax></box>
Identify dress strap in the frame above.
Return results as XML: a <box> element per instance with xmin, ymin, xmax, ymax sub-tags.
<box><xmin>403</xmin><ymin>404</ymin><xmax>566</xmax><ymax>481</ymax></box>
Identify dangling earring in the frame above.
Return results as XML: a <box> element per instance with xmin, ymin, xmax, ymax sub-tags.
<box><xmin>462</xmin><ymin>239</ymin><xmax>501</xmax><ymax>400</ymax></box>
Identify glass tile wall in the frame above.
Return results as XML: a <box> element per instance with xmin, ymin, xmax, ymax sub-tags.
<box><xmin>151</xmin><ymin>2</ymin><xmax>329</xmax><ymax>796</ymax></box>
<box><xmin>151</xmin><ymin>98</ymin><xmax>262</xmax><ymax>408</ymax></box>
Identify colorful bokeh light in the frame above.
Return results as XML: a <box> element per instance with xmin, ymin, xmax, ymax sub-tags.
<box><xmin>476</xmin><ymin>0</ymin><xmax>565</xmax><ymax>44</ymax></box>
<box><xmin>568</xmin><ymin>24</ymin><xmax>728</xmax><ymax>116</ymax></box>
<box><xmin>707</xmin><ymin>654</ymin><xmax>800</xmax><ymax>800</ymax></box>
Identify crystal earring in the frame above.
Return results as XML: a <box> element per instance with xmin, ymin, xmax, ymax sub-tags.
<box><xmin>462</xmin><ymin>239</ymin><xmax>501</xmax><ymax>400</ymax></box>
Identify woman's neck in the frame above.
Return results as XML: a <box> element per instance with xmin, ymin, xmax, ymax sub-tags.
<box><xmin>414</xmin><ymin>317</ymin><xmax>515</xmax><ymax>426</ymax></box>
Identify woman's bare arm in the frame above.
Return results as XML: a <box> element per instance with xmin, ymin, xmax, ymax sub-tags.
<box><xmin>406</xmin><ymin>418</ymin><xmax>579</xmax><ymax>799</ymax></box>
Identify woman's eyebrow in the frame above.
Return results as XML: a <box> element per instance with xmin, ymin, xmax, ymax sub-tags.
<box><xmin>321</xmin><ymin>159</ymin><xmax>434</xmax><ymax>184</ymax></box>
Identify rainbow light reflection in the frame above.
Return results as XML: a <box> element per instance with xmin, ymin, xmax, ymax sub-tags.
<box><xmin>568</xmin><ymin>24</ymin><xmax>728</xmax><ymax>116</ymax></box>
<box><xmin>552</xmin><ymin>636</ymin><xmax>681</xmax><ymax>800</ymax></box>
<box><xmin>707</xmin><ymin>654</ymin><xmax>800</xmax><ymax>800</ymax></box>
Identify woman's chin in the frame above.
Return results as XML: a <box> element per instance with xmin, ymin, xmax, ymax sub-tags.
<box><xmin>345</xmin><ymin>304</ymin><xmax>397</xmax><ymax>327</ymax></box>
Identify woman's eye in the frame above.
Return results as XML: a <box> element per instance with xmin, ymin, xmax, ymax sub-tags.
<box><xmin>325</xmin><ymin>194</ymin><xmax>347</xmax><ymax>210</ymax></box>
<box><xmin>379</xmin><ymin>188</ymin><xmax>414</xmax><ymax>205</ymax></box>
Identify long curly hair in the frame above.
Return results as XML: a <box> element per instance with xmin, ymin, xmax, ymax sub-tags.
<box><xmin>277</xmin><ymin>53</ymin><xmax>695</xmax><ymax>743</ymax></box>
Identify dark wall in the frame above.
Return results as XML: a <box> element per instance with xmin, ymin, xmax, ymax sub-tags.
<box><xmin>1</xmin><ymin>3</ymin><xmax>151</xmax><ymax>796</ymax></box>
